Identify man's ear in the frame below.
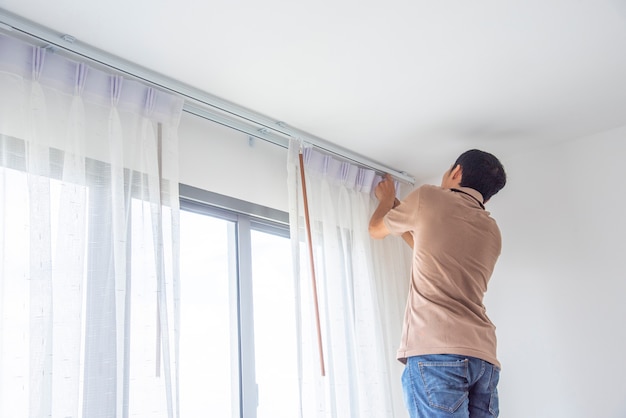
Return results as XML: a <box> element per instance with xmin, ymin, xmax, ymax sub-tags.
<box><xmin>450</xmin><ymin>164</ymin><xmax>463</xmax><ymax>180</ymax></box>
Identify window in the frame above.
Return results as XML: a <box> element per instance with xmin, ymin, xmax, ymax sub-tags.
<box><xmin>1</xmin><ymin>139</ymin><xmax>298</xmax><ymax>416</ymax></box>
<box><xmin>178</xmin><ymin>186</ymin><xmax>298</xmax><ymax>418</ymax></box>
<box><xmin>1</xmin><ymin>132</ymin><xmax>297</xmax><ymax>416</ymax></box>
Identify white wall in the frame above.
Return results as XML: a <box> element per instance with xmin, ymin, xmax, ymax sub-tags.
<box><xmin>486</xmin><ymin>126</ymin><xmax>626</xmax><ymax>417</ymax></box>
<box><xmin>179</xmin><ymin>112</ymin><xmax>626</xmax><ymax>417</ymax></box>
<box><xmin>178</xmin><ymin>112</ymin><xmax>289</xmax><ymax>212</ymax></box>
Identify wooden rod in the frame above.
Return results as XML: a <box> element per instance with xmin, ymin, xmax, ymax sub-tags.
<box><xmin>298</xmin><ymin>151</ymin><xmax>326</xmax><ymax>377</ymax></box>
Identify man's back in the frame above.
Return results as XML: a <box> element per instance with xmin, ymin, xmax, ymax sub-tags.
<box><xmin>384</xmin><ymin>184</ymin><xmax>502</xmax><ymax>367</ymax></box>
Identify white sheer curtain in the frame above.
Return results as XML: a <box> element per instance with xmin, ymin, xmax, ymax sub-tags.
<box><xmin>0</xmin><ymin>33</ymin><xmax>183</xmax><ymax>418</ymax></box>
<box><xmin>287</xmin><ymin>140</ymin><xmax>412</xmax><ymax>418</ymax></box>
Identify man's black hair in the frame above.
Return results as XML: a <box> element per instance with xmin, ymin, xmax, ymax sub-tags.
<box><xmin>453</xmin><ymin>149</ymin><xmax>506</xmax><ymax>202</ymax></box>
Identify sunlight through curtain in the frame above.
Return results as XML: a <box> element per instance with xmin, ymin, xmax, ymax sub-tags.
<box><xmin>287</xmin><ymin>140</ymin><xmax>412</xmax><ymax>418</ymax></box>
<box><xmin>0</xmin><ymin>33</ymin><xmax>183</xmax><ymax>418</ymax></box>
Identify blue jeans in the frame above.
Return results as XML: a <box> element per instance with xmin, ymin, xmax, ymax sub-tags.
<box><xmin>402</xmin><ymin>355</ymin><xmax>500</xmax><ymax>417</ymax></box>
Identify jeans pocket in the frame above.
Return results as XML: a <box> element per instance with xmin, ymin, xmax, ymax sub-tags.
<box><xmin>418</xmin><ymin>359</ymin><xmax>469</xmax><ymax>413</ymax></box>
<box><xmin>488</xmin><ymin>367</ymin><xmax>500</xmax><ymax>417</ymax></box>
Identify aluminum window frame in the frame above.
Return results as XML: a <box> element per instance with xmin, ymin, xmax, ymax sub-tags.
<box><xmin>179</xmin><ymin>184</ymin><xmax>290</xmax><ymax>418</ymax></box>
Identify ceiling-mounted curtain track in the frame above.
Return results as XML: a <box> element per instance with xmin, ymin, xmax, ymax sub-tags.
<box><xmin>0</xmin><ymin>8</ymin><xmax>415</xmax><ymax>184</ymax></box>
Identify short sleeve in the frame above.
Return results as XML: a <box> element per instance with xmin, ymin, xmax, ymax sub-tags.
<box><xmin>383</xmin><ymin>186</ymin><xmax>422</xmax><ymax>236</ymax></box>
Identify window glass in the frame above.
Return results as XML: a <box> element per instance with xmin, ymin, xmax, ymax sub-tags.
<box><xmin>251</xmin><ymin>229</ymin><xmax>298</xmax><ymax>418</ymax></box>
<box><xmin>179</xmin><ymin>209</ymin><xmax>237</xmax><ymax>417</ymax></box>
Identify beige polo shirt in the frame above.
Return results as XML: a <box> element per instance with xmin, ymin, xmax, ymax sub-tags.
<box><xmin>384</xmin><ymin>184</ymin><xmax>501</xmax><ymax>368</ymax></box>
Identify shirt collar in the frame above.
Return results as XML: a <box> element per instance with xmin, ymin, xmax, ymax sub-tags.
<box><xmin>449</xmin><ymin>187</ymin><xmax>485</xmax><ymax>208</ymax></box>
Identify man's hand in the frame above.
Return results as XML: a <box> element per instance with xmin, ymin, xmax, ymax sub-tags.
<box><xmin>369</xmin><ymin>174</ymin><xmax>415</xmax><ymax>249</ymax></box>
<box><xmin>374</xmin><ymin>174</ymin><xmax>397</xmax><ymax>205</ymax></box>
<box><xmin>369</xmin><ymin>174</ymin><xmax>396</xmax><ymax>239</ymax></box>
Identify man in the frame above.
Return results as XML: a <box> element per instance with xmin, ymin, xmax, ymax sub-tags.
<box><xmin>369</xmin><ymin>149</ymin><xmax>506</xmax><ymax>418</ymax></box>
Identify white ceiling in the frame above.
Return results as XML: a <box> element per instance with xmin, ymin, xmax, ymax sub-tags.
<box><xmin>2</xmin><ymin>0</ymin><xmax>626</xmax><ymax>181</ymax></box>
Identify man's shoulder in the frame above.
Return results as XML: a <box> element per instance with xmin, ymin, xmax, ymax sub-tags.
<box><xmin>418</xmin><ymin>184</ymin><xmax>441</xmax><ymax>192</ymax></box>
<box><xmin>403</xmin><ymin>184</ymin><xmax>443</xmax><ymax>202</ymax></box>
<box><xmin>409</xmin><ymin>184</ymin><xmax>437</xmax><ymax>192</ymax></box>
<box><xmin>413</xmin><ymin>184</ymin><xmax>444</xmax><ymax>198</ymax></box>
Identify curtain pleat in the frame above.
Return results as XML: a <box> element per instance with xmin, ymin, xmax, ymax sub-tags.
<box><xmin>26</xmin><ymin>46</ymin><xmax>54</xmax><ymax>418</ymax></box>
